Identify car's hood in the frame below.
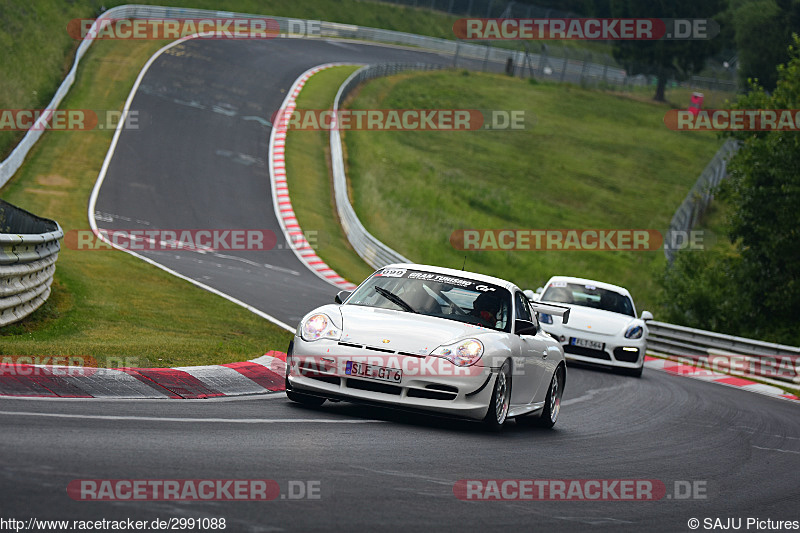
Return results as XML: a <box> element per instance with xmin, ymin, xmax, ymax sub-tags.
<box><xmin>339</xmin><ymin>305</ymin><xmax>489</xmax><ymax>355</ymax></box>
<box><xmin>560</xmin><ymin>306</ymin><xmax>637</xmax><ymax>336</ymax></box>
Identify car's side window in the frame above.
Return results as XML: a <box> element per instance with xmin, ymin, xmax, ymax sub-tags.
<box><xmin>514</xmin><ymin>291</ymin><xmax>533</xmax><ymax>321</ymax></box>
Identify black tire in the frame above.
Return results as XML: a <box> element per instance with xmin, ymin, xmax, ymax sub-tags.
<box><xmin>536</xmin><ymin>367</ymin><xmax>563</xmax><ymax>428</ymax></box>
<box><xmin>626</xmin><ymin>364</ymin><xmax>644</xmax><ymax>378</ymax></box>
<box><xmin>286</xmin><ymin>389</ymin><xmax>326</xmax><ymax>407</ymax></box>
<box><xmin>483</xmin><ymin>360</ymin><xmax>511</xmax><ymax>431</ymax></box>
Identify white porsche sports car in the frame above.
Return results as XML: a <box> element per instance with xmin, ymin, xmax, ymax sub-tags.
<box><xmin>526</xmin><ymin>276</ymin><xmax>653</xmax><ymax>377</ymax></box>
<box><xmin>286</xmin><ymin>263</ymin><xmax>570</xmax><ymax>429</ymax></box>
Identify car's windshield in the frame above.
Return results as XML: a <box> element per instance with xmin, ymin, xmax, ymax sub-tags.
<box><xmin>541</xmin><ymin>281</ymin><xmax>635</xmax><ymax>317</ymax></box>
<box><xmin>346</xmin><ymin>267</ymin><xmax>512</xmax><ymax>332</ymax></box>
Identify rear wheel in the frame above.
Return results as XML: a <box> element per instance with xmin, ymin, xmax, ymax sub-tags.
<box><xmin>483</xmin><ymin>361</ymin><xmax>511</xmax><ymax>430</ymax></box>
<box><xmin>536</xmin><ymin>368</ymin><xmax>563</xmax><ymax>428</ymax></box>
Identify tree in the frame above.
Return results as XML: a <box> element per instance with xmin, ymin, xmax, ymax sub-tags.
<box><xmin>661</xmin><ymin>35</ymin><xmax>800</xmax><ymax>345</ymax></box>
<box><xmin>732</xmin><ymin>0</ymin><xmax>800</xmax><ymax>91</ymax></box>
<box><xmin>610</xmin><ymin>0</ymin><xmax>725</xmax><ymax>101</ymax></box>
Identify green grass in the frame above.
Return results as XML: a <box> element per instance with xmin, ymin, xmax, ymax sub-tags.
<box><xmin>0</xmin><ymin>37</ymin><xmax>292</xmax><ymax>367</ymax></box>
<box><xmin>0</xmin><ymin>0</ymin><xmax>622</xmax><ymax>160</ymax></box>
<box><xmin>339</xmin><ymin>71</ymin><xmax>723</xmax><ymax>314</ymax></box>
<box><xmin>284</xmin><ymin>66</ymin><xmax>376</xmax><ymax>285</ymax></box>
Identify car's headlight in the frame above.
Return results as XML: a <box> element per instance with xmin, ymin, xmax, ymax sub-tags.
<box><xmin>624</xmin><ymin>324</ymin><xmax>644</xmax><ymax>339</ymax></box>
<box><xmin>300</xmin><ymin>313</ymin><xmax>342</xmax><ymax>342</ymax></box>
<box><xmin>539</xmin><ymin>313</ymin><xmax>553</xmax><ymax>324</ymax></box>
<box><xmin>431</xmin><ymin>339</ymin><xmax>484</xmax><ymax>367</ymax></box>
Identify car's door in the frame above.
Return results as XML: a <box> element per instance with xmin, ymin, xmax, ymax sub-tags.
<box><xmin>510</xmin><ymin>290</ymin><xmax>551</xmax><ymax>407</ymax></box>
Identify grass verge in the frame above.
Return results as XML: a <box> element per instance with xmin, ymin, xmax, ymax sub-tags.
<box><xmin>337</xmin><ymin>71</ymin><xmax>723</xmax><ymax>313</ymax></box>
<box><xmin>0</xmin><ymin>37</ymin><xmax>292</xmax><ymax>367</ymax></box>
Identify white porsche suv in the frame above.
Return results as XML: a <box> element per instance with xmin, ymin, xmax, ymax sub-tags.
<box><xmin>526</xmin><ymin>276</ymin><xmax>653</xmax><ymax>377</ymax></box>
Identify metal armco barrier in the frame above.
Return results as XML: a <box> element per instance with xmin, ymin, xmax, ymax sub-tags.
<box><xmin>0</xmin><ymin>200</ymin><xmax>63</xmax><ymax>327</ymax></box>
<box><xmin>330</xmin><ymin>64</ymin><xmax>446</xmax><ymax>269</ymax></box>
<box><xmin>647</xmin><ymin>320</ymin><xmax>800</xmax><ymax>385</ymax></box>
<box><xmin>664</xmin><ymin>139</ymin><xmax>739</xmax><ymax>262</ymax></box>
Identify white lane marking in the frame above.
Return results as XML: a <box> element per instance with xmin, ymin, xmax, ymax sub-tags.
<box><xmin>0</xmin><ymin>411</ymin><xmax>384</xmax><ymax>424</ymax></box>
<box><xmin>86</xmin><ymin>33</ymin><xmax>296</xmax><ymax>334</ymax></box>
<box><xmin>561</xmin><ymin>385</ymin><xmax>623</xmax><ymax>406</ymax></box>
<box><xmin>752</xmin><ymin>445</ymin><xmax>800</xmax><ymax>455</ymax></box>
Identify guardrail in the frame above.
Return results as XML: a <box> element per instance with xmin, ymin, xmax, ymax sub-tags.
<box><xmin>664</xmin><ymin>138</ymin><xmax>739</xmax><ymax>262</ymax></box>
<box><xmin>647</xmin><ymin>320</ymin><xmax>799</xmax><ymax>386</ymax></box>
<box><xmin>330</xmin><ymin>64</ymin><xmax>441</xmax><ymax>269</ymax></box>
<box><xmin>0</xmin><ymin>200</ymin><xmax>63</xmax><ymax>327</ymax></box>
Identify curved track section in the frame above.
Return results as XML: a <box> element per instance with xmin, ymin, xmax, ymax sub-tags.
<box><xmin>2</xmin><ymin>367</ymin><xmax>799</xmax><ymax>532</ymax></box>
<box><xmin>92</xmin><ymin>39</ymin><xmax>462</xmax><ymax>328</ymax></box>
<box><xmin>9</xmin><ymin>37</ymin><xmax>795</xmax><ymax>532</ymax></box>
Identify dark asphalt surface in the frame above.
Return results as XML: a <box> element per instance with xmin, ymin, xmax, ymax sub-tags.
<box><xmin>93</xmin><ymin>38</ymin><xmax>493</xmax><ymax>328</ymax></box>
<box><xmin>10</xmin><ymin>37</ymin><xmax>796</xmax><ymax>533</ymax></box>
<box><xmin>1</xmin><ymin>366</ymin><xmax>798</xmax><ymax>532</ymax></box>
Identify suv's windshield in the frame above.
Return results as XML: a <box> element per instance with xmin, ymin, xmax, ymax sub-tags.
<box><xmin>346</xmin><ymin>267</ymin><xmax>512</xmax><ymax>332</ymax></box>
<box><xmin>541</xmin><ymin>281</ymin><xmax>635</xmax><ymax>317</ymax></box>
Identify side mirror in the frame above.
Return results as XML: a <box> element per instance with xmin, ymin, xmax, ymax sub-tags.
<box><xmin>641</xmin><ymin>310</ymin><xmax>653</xmax><ymax>321</ymax></box>
<box><xmin>536</xmin><ymin>287</ymin><xmax>543</xmax><ymax>294</ymax></box>
<box><xmin>515</xmin><ymin>319</ymin><xmax>538</xmax><ymax>336</ymax></box>
<box><xmin>334</xmin><ymin>290</ymin><xmax>351</xmax><ymax>304</ymax></box>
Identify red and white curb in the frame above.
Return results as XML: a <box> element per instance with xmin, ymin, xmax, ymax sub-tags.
<box><xmin>645</xmin><ymin>356</ymin><xmax>799</xmax><ymax>402</ymax></box>
<box><xmin>0</xmin><ymin>352</ymin><xmax>288</xmax><ymax>399</ymax></box>
<box><xmin>269</xmin><ymin>63</ymin><xmax>360</xmax><ymax>291</ymax></box>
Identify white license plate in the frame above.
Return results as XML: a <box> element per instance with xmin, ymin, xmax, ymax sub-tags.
<box><xmin>570</xmin><ymin>337</ymin><xmax>605</xmax><ymax>351</ymax></box>
<box><xmin>346</xmin><ymin>361</ymin><xmax>402</xmax><ymax>383</ymax></box>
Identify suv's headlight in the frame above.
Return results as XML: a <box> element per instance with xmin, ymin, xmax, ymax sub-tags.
<box><xmin>431</xmin><ymin>339</ymin><xmax>484</xmax><ymax>367</ymax></box>
<box><xmin>624</xmin><ymin>324</ymin><xmax>643</xmax><ymax>339</ymax></box>
<box><xmin>300</xmin><ymin>313</ymin><xmax>342</xmax><ymax>342</ymax></box>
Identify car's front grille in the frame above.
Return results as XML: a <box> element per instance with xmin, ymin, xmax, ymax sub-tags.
<box><xmin>564</xmin><ymin>344</ymin><xmax>611</xmax><ymax>360</ymax></box>
<box><xmin>613</xmin><ymin>347</ymin><xmax>640</xmax><ymax>363</ymax></box>
<box><xmin>306</xmin><ymin>374</ymin><xmax>341</xmax><ymax>386</ymax></box>
<box><xmin>345</xmin><ymin>378</ymin><xmax>402</xmax><ymax>395</ymax></box>
<box><xmin>337</xmin><ymin>341</ymin><xmax>425</xmax><ymax>358</ymax></box>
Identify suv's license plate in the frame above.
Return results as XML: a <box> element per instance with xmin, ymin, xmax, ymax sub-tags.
<box><xmin>570</xmin><ymin>337</ymin><xmax>605</xmax><ymax>351</ymax></box>
<box><xmin>346</xmin><ymin>361</ymin><xmax>402</xmax><ymax>383</ymax></box>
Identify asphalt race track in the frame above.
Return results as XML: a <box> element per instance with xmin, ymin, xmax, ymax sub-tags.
<box><xmin>2</xmin><ymin>366</ymin><xmax>799</xmax><ymax>532</ymax></box>
<box><xmin>92</xmin><ymin>38</ymin><xmax>499</xmax><ymax>327</ymax></box>
<box><xmin>3</xmin><ymin>38</ymin><xmax>798</xmax><ymax>532</ymax></box>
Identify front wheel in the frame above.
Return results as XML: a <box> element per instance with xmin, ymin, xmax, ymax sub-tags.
<box><xmin>483</xmin><ymin>361</ymin><xmax>511</xmax><ymax>430</ymax></box>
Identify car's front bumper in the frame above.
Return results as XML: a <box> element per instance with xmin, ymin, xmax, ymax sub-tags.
<box><xmin>287</xmin><ymin>337</ymin><xmax>498</xmax><ymax>420</ymax></box>
<box><xmin>541</xmin><ymin>326</ymin><xmax>646</xmax><ymax>369</ymax></box>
